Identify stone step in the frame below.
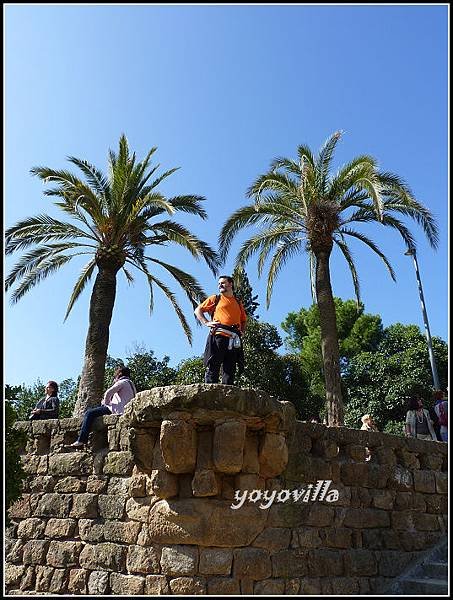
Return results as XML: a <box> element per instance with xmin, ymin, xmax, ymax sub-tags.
<box><xmin>400</xmin><ymin>578</ymin><xmax>449</xmax><ymax>595</ymax></box>
<box><xmin>422</xmin><ymin>561</ymin><xmax>448</xmax><ymax>579</ymax></box>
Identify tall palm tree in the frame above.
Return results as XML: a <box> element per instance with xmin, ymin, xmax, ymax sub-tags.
<box><xmin>6</xmin><ymin>135</ymin><xmax>220</xmax><ymax>416</ymax></box>
<box><xmin>219</xmin><ymin>131</ymin><xmax>438</xmax><ymax>425</ymax></box>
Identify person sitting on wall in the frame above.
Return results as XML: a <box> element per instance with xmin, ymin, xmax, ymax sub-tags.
<box><xmin>360</xmin><ymin>414</ymin><xmax>378</xmax><ymax>432</ymax></box>
<box><xmin>29</xmin><ymin>380</ymin><xmax>60</xmax><ymax>420</ymax></box>
<box><xmin>69</xmin><ymin>366</ymin><xmax>137</xmax><ymax>448</ymax></box>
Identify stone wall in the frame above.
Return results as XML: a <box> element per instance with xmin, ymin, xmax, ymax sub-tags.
<box><xmin>5</xmin><ymin>384</ymin><xmax>448</xmax><ymax>595</ymax></box>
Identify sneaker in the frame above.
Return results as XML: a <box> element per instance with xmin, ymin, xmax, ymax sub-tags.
<box><xmin>69</xmin><ymin>441</ymin><xmax>85</xmax><ymax>448</ymax></box>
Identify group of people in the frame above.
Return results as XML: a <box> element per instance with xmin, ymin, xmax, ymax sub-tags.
<box><xmin>29</xmin><ymin>275</ymin><xmax>448</xmax><ymax>449</ymax></box>
<box><xmin>31</xmin><ymin>275</ymin><xmax>247</xmax><ymax>446</ymax></box>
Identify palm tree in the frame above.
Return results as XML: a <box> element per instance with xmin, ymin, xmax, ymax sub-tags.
<box><xmin>219</xmin><ymin>131</ymin><xmax>438</xmax><ymax>425</ymax></box>
<box><xmin>6</xmin><ymin>135</ymin><xmax>220</xmax><ymax>416</ymax></box>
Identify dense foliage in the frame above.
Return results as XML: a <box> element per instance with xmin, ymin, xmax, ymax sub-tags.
<box><xmin>5</xmin><ymin>385</ymin><xmax>27</xmax><ymax>523</ymax></box>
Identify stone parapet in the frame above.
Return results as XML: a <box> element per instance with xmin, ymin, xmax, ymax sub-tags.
<box><xmin>6</xmin><ymin>385</ymin><xmax>447</xmax><ymax>595</ymax></box>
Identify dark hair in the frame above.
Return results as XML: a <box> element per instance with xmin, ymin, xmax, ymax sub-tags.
<box><xmin>47</xmin><ymin>380</ymin><xmax>59</xmax><ymax>394</ymax></box>
<box><xmin>408</xmin><ymin>395</ymin><xmax>422</xmax><ymax>410</ymax></box>
<box><xmin>115</xmin><ymin>366</ymin><xmax>131</xmax><ymax>378</ymax></box>
<box><xmin>218</xmin><ymin>275</ymin><xmax>234</xmax><ymax>290</ymax></box>
<box><xmin>433</xmin><ymin>390</ymin><xmax>444</xmax><ymax>401</ymax></box>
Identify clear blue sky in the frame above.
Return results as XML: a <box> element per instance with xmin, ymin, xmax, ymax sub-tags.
<box><xmin>5</xmin><ymin>5</ymin><xmax>448</xmax><ymax>388</ymax></box>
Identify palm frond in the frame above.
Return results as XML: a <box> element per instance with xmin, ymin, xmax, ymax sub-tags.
<box><xmin>333</xmin><ymin>235</ymin><xmax>361</xmax><ymax>304</ymax></box>
<box><xmin>146</xmin><ymin>258</ymin><xmax>206</xmax><ymax>307</ymax></box>
<box><xmin>64</xmin><ymin>258</ymin><xmax>97</xmax><ymax>321</ymax></box>
<box><xmin>316</xmin><ymin>131</ymin><xmax>343</xmax><ymax>193</ymax></box>
<box><xmin>167</xmin><ymin>195</ymin><xmax>208</xmax><ymax>219</ymax></box>
<box><xmin>6</xmin><ymin>242</ymin><xmax>90</xmax><ymax>290</ymax></box>
<box><xmin>265</xmin><ymin>237</ymin><xmax>303</xmax><ymax>307</ymax></box>
<box><xmin>122</xmin><ymin>267</ymin><xmax>135</xmax><ymax>285</ymax></box>
<box><xmin>9</xmin><ymin>255</ymin><xmax>73</xmax><ymax>303</ymax></box>
<box><xmin>338</xmin><ymin>227</ymin><xmax>396</xmax><ymax>281</ymax></box>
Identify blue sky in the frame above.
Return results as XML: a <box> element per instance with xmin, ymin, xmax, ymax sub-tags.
<box><xmin>5</xmin><ymin>5</ymin><xmax>448</xmax><ymax>387</ymax></box>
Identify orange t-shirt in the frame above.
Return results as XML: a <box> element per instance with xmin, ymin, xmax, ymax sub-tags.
<box><xmin>199</xmin><ymin>294</ymin><xmax>247</xmax><ymax>332</ymax></box>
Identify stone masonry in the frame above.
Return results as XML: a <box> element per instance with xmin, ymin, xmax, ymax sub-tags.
<box><xmin>5</xmin><ymin>384</ymin><xmax>448</xmax><ymax>595</ymax></box>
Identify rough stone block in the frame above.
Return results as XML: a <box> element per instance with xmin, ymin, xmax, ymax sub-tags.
<box><xmin>161</xmin><ymin>545</ymin><xmax>199</xmax><ymax>576</ymax></box>
<box><xmin>53</xmin><ymin>477</ymin><xmax>84</xmax><ymax>493</ymax></box>
<box><xmin>213</xmin><ymin>420</ymin><xmax>246</xmax><ymax>474</ymax></box>
<box><xmin>44</xmin><ymin>518</ymin><xmax>76</xmax><ymax>539</ymax></box>
<box><xmin>145</xmin><ymin>575</ymin><xmax>170</xmax><ymax>594</ymax></box>
<box><xmin>129</xmin><ymin>429</ymin><xmax>156</xmax><ymax>471</ymax></box>
<box><xmin>98</xmin><ymin>494</ymin><xmax>126</xmax><ymax>519</ymax></box>
<box><xmin>387</xmin><ymin>465</ymin><xmax>414</xmax><ymax>491</ymax></box>
<box><xmin>435</xmin><ymin>472</ymin><xmax>448</xmax><ymax>494</ymax></box>
<box><xmin>126</xmin><ymin>545</ymin><xmax>160</xmax><ymax>574</ymax></box>
<box><xmin>86</xmin><ymin>476</ymin><xmax>108</xmax><ymax>494</ymax></box>
<box><xmin>34</xmin><ymin>565</ymin><xmax>54</xmax><ymax>592</ymax></box>
<box><xmin>308</xmin><ymin>549</ymin><xmax>343</xmax><ymax>576</ymax></box>
<box><xmin>192</xmin><ymin>469</ymin><xmax>219</xmax><ymax>497</ymax></box>
<box><xmin>306</xmin><ymin>504</ymin><xmax>335</xmax><ymax>527</ymax></box>
<box><xmin>78</xmin><ymin>519</ymin><xmax>105</xmax><ymax>543</ymax></box>
<box><xmin>110</xmin><ymin>573</ymin><xmax>145</xmax><ymax>595</ymax></box>
<box><xmin>79</xmin><ymin>543</ymin><xmax>126</xmax><ymax>572</ymax></box>
<box><xmin>149</xmin><ymin>468</ymin><xmax>179</xmax><ymax>498</ymax></box>
<box><xmin>196</xmin><ymin>429</ymin><xmax>214</xmax><ymax>470</ymax></box>
<box><xmin>254</xmin><ymin>579</ymin><xmax>285</xmax><ymax>594</ymax></box>
<box><xmin>147</xmin><ymin>498</ymin><xmax>267</xmax><ymax>547</ymax></box>
<box><xmin>396</xmin><ymin>448</ymin><xmax>420</xmax><ymax>470</ymax></box>
<box><xmin>413</xmin><ymin>513</ymin><xmax>441</xmax><ymax>531</ymax></box>
<box><xmin>35</xmin><ymin>493</ymin><xmax>72</xmax><ymax>518</ymax></box>
<box><xmin>413</xmin><ymin>470</ymin><xmax>436</xmax><ymax>493</ymax></box>
<box><xmin>29</xmin><ymin>475</ymin><xmax>56</xmax><ymax>494</ymax></box>
<box><xmin>419</xmin><ymin>453</ymin><xmax>444</xmax><ymax>471</ymax></box>
<box><xmin>160</xmin><ymin>420</ymin><xmax>197</xmax><ymax>473</ymax></box>
<box><xmin>207</xmin><ymin>577</ymin><xmax>240</xmax><ymax>595</ymax></box>
<box><xmin>48</xmin><ymin>569</ymin><xmax>67</xmax><ymax>594</ymax></box>
<box><xmin>103</xmin><ymin>451</ymin><xmax>134</xmax><ymax>476</ymax></box>
<box><xmin>107</xmin><ymin>476</ymin><xmax>130</xmax><ymax>496</ymax></box>
<box><xmin>343</xmin><ymin>549</ymin><xmax>377</xmax><ymax>576</ymax></box>
<box><xmin>232</xmin><ymin>548</ymin><xmax>271</xmax><ymax>580</ymax></box>
<box><xmin>46</xmin><ymin>540</ymin><xmax>83</xmax><ymax>568</ymax></box>
<box><xmin>129</xmin><ymin>473</ymin><xmax>148</xmax><ymax>497</ymax></box>
<box><xmin>199</xmin><ymin>548</ymin><xmax>233</xmax><ymax>575</ymax></box>
<box><xmin>343</xmin><ymin>508</ymin><xmax>390</xmax><ymax>529</ymax></box>
<box><xmin>320</xmin><ymin>527</ymin><xmax>352</xmax><ymax>549</ymax></box>
<box><xmin>22</xmin><ymin>455</ymin><xmax>48</xmax><ymax>476</ymax></box>
<box><xmin>69</xmin><ymin>493</ymin><xmax>98</xmax><ymax>519</ymax></box>
<box><xmin>299</xmin><ymin>578</ymin><xmax>321</xmax><ymax>594</ymax></box>
<box><xmin>169</xmin><ymin>577</ymin><xmax>206</xmax><ymax>595</ymax></box>
<box><xmin>17</xmin><ymin>518</ymin><xmax>46</xmax><ymax>540</ymax></box>
<box><xmin>5</xmin><ymin>564</ymin><xmax>26</xmax><ymax>588</ymax></box>
<box><xmin>88</xmin><ymin>571</ymin><xmax>109</xmax><ymax>595</ymax></box>
<box><xmin>22</xmin><ymin>540</ymin><xmax>50</xmax><ymax>565</ymax></box>
<box><xmin>373</xmin><ymin>447</ymin><xmax>397</xmax><ymax>466</ymax></box>
<box><xmin>242</xmin><ymin>434</ymin><xmax>260</xmax><ymax>473</ymax></box>
<box><xmin>371</xmin><ymin>489</ymin><xmax>395</xmax><ymax>510</ymax></box>
<box><xmin>259</xmin><ymin>433</ymin><xmax>288</xmax><ymax>478</ymax></box>
<box><xmin>125</xmin><ymin>497</ymin><xmax>154</xmax><ymax>522</ymax></box>
<box><xmin>67</xmin><ymin>569</ymin><xmax>87</xmax><ymax>594</ymax></box>
<box><xmin>312</xmin><ymin>439</ymin><xmax>339</xmax><ymax>459</ymax></box>
<box><xmin>48</xmin><ymin>453</ymin><xmax>93</xmax><ymax>476</ymax></box>
<box><xmin>103</xmin><ymin>520</ymin><xmax>141</xmax><ymax>544</ymax></box>
<box><xmin>253</xmin><ymin>527</ymin><xmax>291</xmax><ymax>552</ymax></box>
<box><xmin>378</xmin><ymin>551</ymin><xmax>413</xmax><ymax>577</ymax></box>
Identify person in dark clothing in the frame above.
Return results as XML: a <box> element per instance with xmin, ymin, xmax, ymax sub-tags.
<box><xmin>29</xmin><ymin>380</ymin><xmax>60</xmax><ymax>420</ymax></box>
<box><xmin>194</xmin><ymin>275</ymin><xmax>247</xmax><ymax>385</ymax></box>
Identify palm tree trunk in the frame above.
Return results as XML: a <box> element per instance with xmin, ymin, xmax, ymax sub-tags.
<box><xmin>73</xmin><ymin>267</ymin><xmax>118</xmax><ymax>417</ymax></box>
<box><xmin>314</xmin><ymin>249</ymin><xmax>344</xmax><ymax>426</ymax></box>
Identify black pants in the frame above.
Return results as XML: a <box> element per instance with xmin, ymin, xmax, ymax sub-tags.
<box><xmin>205</xmin><ymin>335</ymin><xmax>237</xmax><ymax>385</ymax></box>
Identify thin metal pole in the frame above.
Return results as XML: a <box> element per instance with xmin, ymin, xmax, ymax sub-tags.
<box><xmin>409</xmin><ymin>250</ymin><xmax>440</xmax><ymax>390</ymax></box>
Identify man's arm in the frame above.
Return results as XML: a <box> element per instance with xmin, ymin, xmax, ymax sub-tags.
<box><xmin>194</xmin><ymin>305</ymin><xmax>219</xmax><ymax>328</ymax></box>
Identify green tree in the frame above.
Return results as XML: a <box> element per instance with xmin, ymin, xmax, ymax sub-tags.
<box><xmin>175</xmin><ymin>356</ymin><xmax>205</xmax><ymax>384</ymax></box>
<box><xmin>6</xmin><ymin>135</ymin><xmax>219</xmax><ymax>416</ymax></box>
<box><xmin>219</xmin><ymin>131</ymin><xmax>438</xmax><ymax>425</ymax></box>
<box><xmin>343</xmin><ymin>323</ymin><xmax>448</xmax><ymax>432</ymax></box>
<box><xmin>5</xmin><ymin>385</ymin><xmax>27</xmax><ymax>523</ymax></box>
<box><xmin>104</xmin><ymin>344</ymin><xmax>177</xmax><ymax>393</ymax></box>
<box><xmin>232</xmin><ymin>266</ymin><xmax>260</xmax><ymax>318</ymax></box>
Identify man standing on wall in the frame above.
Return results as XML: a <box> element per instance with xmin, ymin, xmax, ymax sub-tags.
<box><xmin>194</xmin><ymin>275</ymin><xmax>247</xmax><ymax>385</ymax></box>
